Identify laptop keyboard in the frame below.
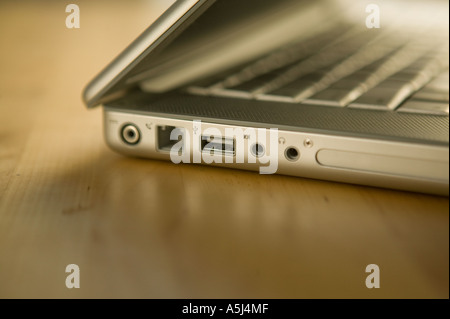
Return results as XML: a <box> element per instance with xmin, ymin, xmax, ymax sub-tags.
<box><xmin>186</xmin><ymin>26</ymin><xmax>449</xmax><ymax>116</ymax></box>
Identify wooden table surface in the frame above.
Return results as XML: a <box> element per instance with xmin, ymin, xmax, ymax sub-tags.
<box><xmin>0</xmin><ymin>0</ymin><xmax>448</xmax><ymax>299</ymax></box>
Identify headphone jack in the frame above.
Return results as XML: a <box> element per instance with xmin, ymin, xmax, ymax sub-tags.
<box><xmin>121</xmin><ymin>124</ymin><xmax>141</xmax><ymax>145</ymax></box>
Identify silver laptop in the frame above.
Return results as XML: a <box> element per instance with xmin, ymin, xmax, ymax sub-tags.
<box><xmin>83</xmin><ymin>0</ymin><xmax>449</xmax><ymax>195</ymax></box>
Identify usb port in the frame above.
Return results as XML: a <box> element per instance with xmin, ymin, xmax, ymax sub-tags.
<box><xmin>201</xmin><ymin>136</ymin><xmax>235</xmax><ymax>156</ymax></box>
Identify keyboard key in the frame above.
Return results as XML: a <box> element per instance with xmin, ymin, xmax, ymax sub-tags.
<box><xmin>329</xmin><ymin>72</ymin><xmax>372</xmax><ymax>90</ymax></box>
<box><xmin>412</xmin><ymin>88</ymin><xmax>449</xmax><ymax>103</ymax></box>
<box><xmin>260</xmin><ymin>80</ymin><xmax>315</xmax><ymax>98</ymax></box>
<box><xmin>389</xmin><ymin>70</ymin><xmax>429</xmax><ymax>89</ymax></box>
<box><xmin>297</xmin><ymin>72</ymin><xmax>327</xmax><ymax>82</ymax></box>
<box><xmin>349</xmin><ymin>80</ymin><xmax>414</xmax><ymax>110</ymax></box>
<box><xmin>425</xmin><ymin>71</ymin><xmax>449</xmax><ymax>92</ymax></box>
<box><xmin>409</xmin><ymin>69</ymin><xmax>449</xmax><ymax>102</ymax></box>
<box><xmin>229</xmin><ymin>74</ymin><xmax>278</xmax><ymax>92</ymax></box>
<box><xmin>302</xmin><ymin>88</ymin><xmax>352</xmax><ymax>107</ymax></box>
<box><xmin>329</xmin><ymin>79</ymin><xmax>362</xmax><ymax>90</ymax></box>
<box><xmin>397</xmin><ymin>100</ymin><xmax>449</xmax><ymax>115</ymax></box>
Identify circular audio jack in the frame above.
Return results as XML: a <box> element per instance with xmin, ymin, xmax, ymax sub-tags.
<box><xmin>251</xmin><ymin>143</ymin><xmax>265</xmax><ymax>157</ymax></box>
<box><xmin>285</xmin><ymin>147</ymin><xmax>300</xmax><ymax>161</ymax></box>
<box><xmin>121</xmin><ymin>124</ymin><xmax>141</xmax><ymax>145</ymax></box>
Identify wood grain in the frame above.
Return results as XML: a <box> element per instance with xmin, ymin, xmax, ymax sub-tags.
<box><xmin>0</xmin><ymin>0</ymin><xmax>448</xmax><ymax>298</ymax></box>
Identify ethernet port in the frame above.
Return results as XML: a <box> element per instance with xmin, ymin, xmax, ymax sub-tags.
<box><xmin>157</xmin><ymin>126</ymin><xmax>184</xmax><ymax>152</ymax></box>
